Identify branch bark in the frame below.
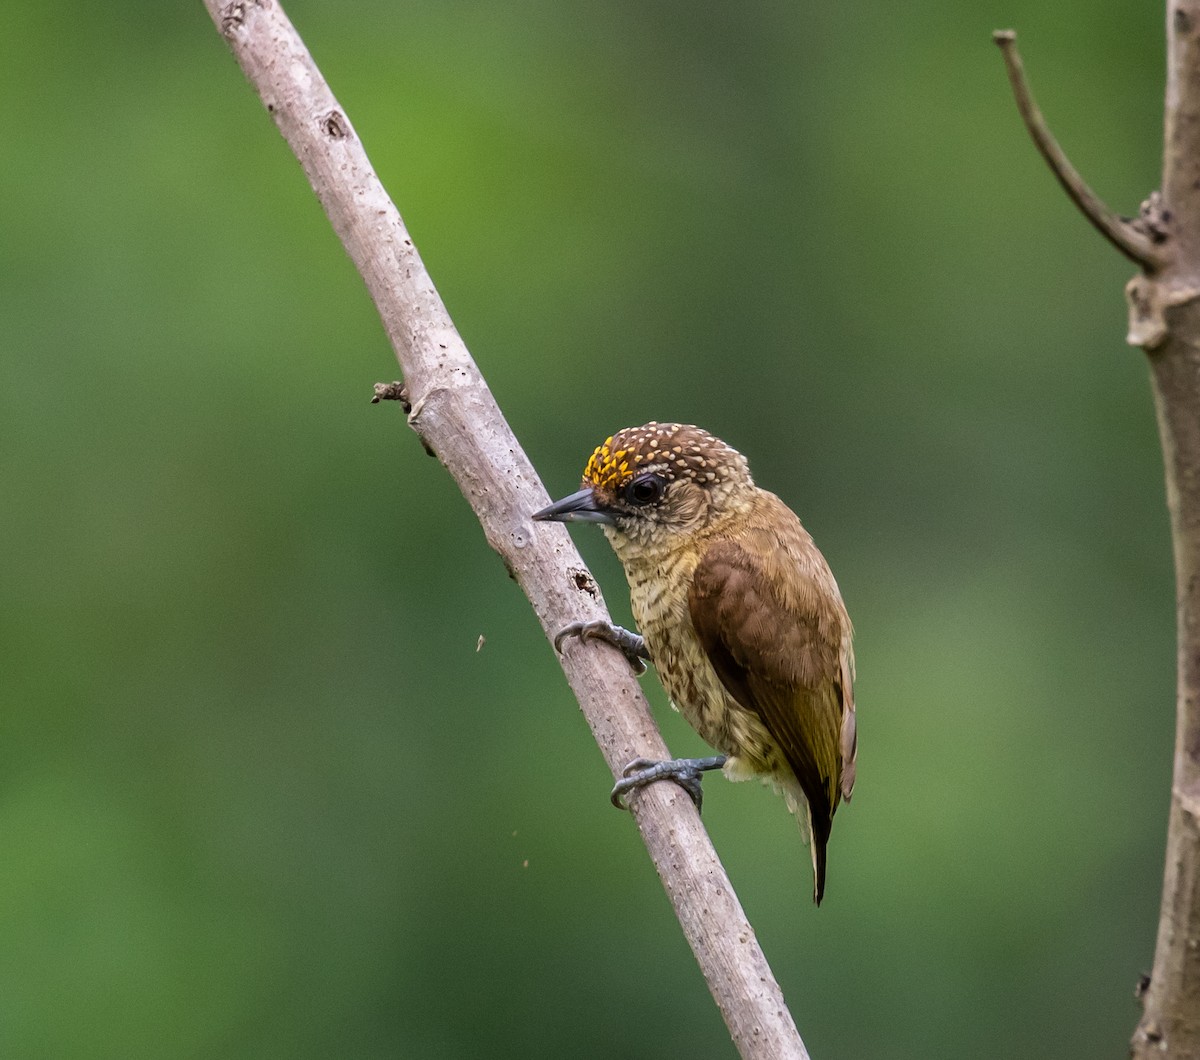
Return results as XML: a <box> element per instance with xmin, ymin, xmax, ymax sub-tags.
<box><xmin>201</xmin><ymin>2</ymin><xmax>808</xmax><ymax>1057</ymax></box>
<box><xmin>1130</xmin><ymin>8</ymin><xmax>1200</xmax><ymax>1052</ymax></box>
<box><xmin>995</xmin><ymin>13</ymin><xmax>1200</xmax><ymax>1059</ymax></box>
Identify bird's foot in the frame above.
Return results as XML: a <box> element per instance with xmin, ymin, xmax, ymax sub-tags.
<box><xmin>610</xmin><ymin>755</ymin><xmax>728</xmax><ymax>812</ymax></box>
<box><xmin>554</xmin><ymin>620</ymin><xmax>650</xmax><ymax>675</ymax></box>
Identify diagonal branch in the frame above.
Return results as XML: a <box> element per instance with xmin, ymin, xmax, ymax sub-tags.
<box><xmin>201</xmin><ymin>1</ymin><xmax>808</xmax><ymax>1057</ymax></box>
<box><xmin>992</xmin><ymin>29</ymin><xmax>1167</xmax><ymax>271</ymax></box>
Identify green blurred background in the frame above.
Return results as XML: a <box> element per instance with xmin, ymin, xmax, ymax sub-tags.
<box><xmin>0</xmin><ymin>0</ymin><xmax>1172</xmax><ymax>1056</ymax></box>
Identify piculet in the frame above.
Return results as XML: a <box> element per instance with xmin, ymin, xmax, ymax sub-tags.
<box><xmin>533</xmin><ymin>421</ymin><xmax>856</xmax><ymax>905</ymax></box>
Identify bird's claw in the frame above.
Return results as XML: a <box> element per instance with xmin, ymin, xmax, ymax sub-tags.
<box><xmin>554</xmin><ymin>620</ymin><xmax>649</xmax><ymax>675</ymax></box>
<box><xmin>609</xmin><ymin>755</ymin><xmax>727</xmax><ymax>812</ymax></box>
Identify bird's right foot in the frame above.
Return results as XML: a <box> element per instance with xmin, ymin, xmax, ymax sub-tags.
<box><xmin>554</xmin><ymin>620</ymin><xmax>650</xmax><ymax>675</ymax></box>
<box><xmin>610</xmin><ymin>755</ymin><xmax>728</xmax><ymax>812</ymax></box>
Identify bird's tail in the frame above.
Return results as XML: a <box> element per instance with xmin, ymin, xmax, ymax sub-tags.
<box><xmin>809</xmin><ymin>812</ymin><xmax>832</xmax><ymax>906</ymax></box>
<box><xmin>780</xmin><ymin>777</ymin><xmax>835</xmax><ymax>905</ymax></box>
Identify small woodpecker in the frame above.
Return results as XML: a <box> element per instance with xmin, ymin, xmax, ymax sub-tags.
<box><xmin>533</xmin><ymin>422</ymin><xmax>856</xmax><ymax>905</ymax></box>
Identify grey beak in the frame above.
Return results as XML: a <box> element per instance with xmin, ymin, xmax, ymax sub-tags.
<box><xmin>532</xmin><ymin>487</ymin><xmax>615</xmax><ymax>525</ymax></box>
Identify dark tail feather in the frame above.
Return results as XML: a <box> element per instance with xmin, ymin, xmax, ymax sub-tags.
<box><xmin>809</xmin><ymin>811</ymin><xmax>833</xmax><ymax>906</ymax></box>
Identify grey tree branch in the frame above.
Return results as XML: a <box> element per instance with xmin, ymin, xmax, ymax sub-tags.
<box><xmin>1129</xmin><ymin>6</ymin><xmax>1200</xmax><ymax>1053</ymax></box>
<box><xmin>995</xmin><ymin>14</ymin><xmax>1200</xmax><ymax>1059</ymax></box>
<box><xmin>201</xmin><ymin>2</ymin><xmax>808</xmax><ymax>1057</ymax></box>
<box><xmin>992</xmin><ymin>30</ymin><xmax>1167</xmax><ymax>271</ymax></box>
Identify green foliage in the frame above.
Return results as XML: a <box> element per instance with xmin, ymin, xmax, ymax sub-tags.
<box><xmin>0</xmin><ymin>0</ymin><xmax>1167</xmax><ymax>1056</ymax></box>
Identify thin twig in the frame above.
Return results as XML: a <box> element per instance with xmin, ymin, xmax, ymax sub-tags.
<box><xmin>201</xmin><ymin>1</ymin><xmax>809</xmax><ymax>1057</ymax></box>
<box><xmin>993</xmin><ymin>29</ymin><xmax>1166</xmax><ymax>270</ymax></box>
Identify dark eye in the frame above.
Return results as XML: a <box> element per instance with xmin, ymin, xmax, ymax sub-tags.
<box><xmin>624</xmin><ymin>473</ymin><xmax>665</xmax><ymax>507</ymax></box>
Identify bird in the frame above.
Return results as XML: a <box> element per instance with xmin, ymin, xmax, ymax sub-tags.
<box><xmin>533</xmin><ymin>422</ymin><xmax>856</xmax><ymax>905</ymax></box>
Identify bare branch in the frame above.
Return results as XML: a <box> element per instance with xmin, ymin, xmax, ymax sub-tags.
<box><xmin>994</xmin><ymin>16</ymin><xmax>1200</xmax><ymax>1057</ymax></box>
<box><xmin>201</xmin><ymin>1</ymin><xmax>809</xmax><ymax>1056</ymax></box>
<box><xmin>1130</xmin><ymin>312</ymin><xmax>1200</xmax><ymax>1056</ymax></box>
<box><xmin>989</xmin><ymin>4</ymin><xmax>1200</xmax><ymax>1055</ymax></box>
<box><xmin>1130</xmin><ymin>287</ymin><xmax>1200</xmax><ymax>1046</ymax></box>
<box><xmin>992</xmin><ymin>29</ymin><xmax>1166</xmax><ymax>270</ymax></box>
<box><xmin>1126</xmin><ymin>7</ymin><xmax>1200</xmax><ymax>1056</ymax></box>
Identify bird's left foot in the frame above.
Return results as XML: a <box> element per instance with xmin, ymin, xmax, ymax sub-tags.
<box><xmin>610</xmin><ymin>755</ymin><xmax>728</xmax><ymax>812</ymax></box>
<box><xmin>554</xmin><ymin>620</ymin><xmax>650</xmax><ymax>675</ymax></box>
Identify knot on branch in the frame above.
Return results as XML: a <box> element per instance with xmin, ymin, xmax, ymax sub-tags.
<box><xmin>371</xmin><ymin>381</ymin><xmax>411</xmax><ymax>411</ymax></box>
<box><xmin>1130</xmin><ymin>192</ymin><xmax>1172</xmax><ymax>245</ymax></box>
<box><xmin>1125</xmin><ymin>274</ymin><xmax>1200</xmax><ymax>350</ymax></box>
<box><xmin>219</xmin><ymin>0</ymin><xmax>263</xmax><ymax>34</ymax></box>
<box><xmin>1135</xmin><ymin>971</ymin><xmax>1151</xmax><ymax>1002</ymax></box>
<box><xmin>321</xmin><ymin>110</ymin><xmax>350</xmax><ymax>140</ymax></box>
<box><xmin>1178</xmin><ymin>780</ymin><xmax>1200</xmax><ymax>824</ymax></box>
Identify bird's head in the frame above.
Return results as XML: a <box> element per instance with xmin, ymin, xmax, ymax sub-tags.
<box><xmin>533</xmin><ymin>422</ymin><xmax>755</xmax><ymax>558</ymax></box>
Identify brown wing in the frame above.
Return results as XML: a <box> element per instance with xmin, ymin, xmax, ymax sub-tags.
<box><xmin>687</xmin><ymin>527</ymin><xmax>852</xmax><ymax>829</ymax></box>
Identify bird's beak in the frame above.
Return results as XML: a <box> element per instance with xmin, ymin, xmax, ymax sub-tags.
<box><xmin>532</xmin><ymin>487</ymin><xmax>616</xmax><ymax>525</ymax></box>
